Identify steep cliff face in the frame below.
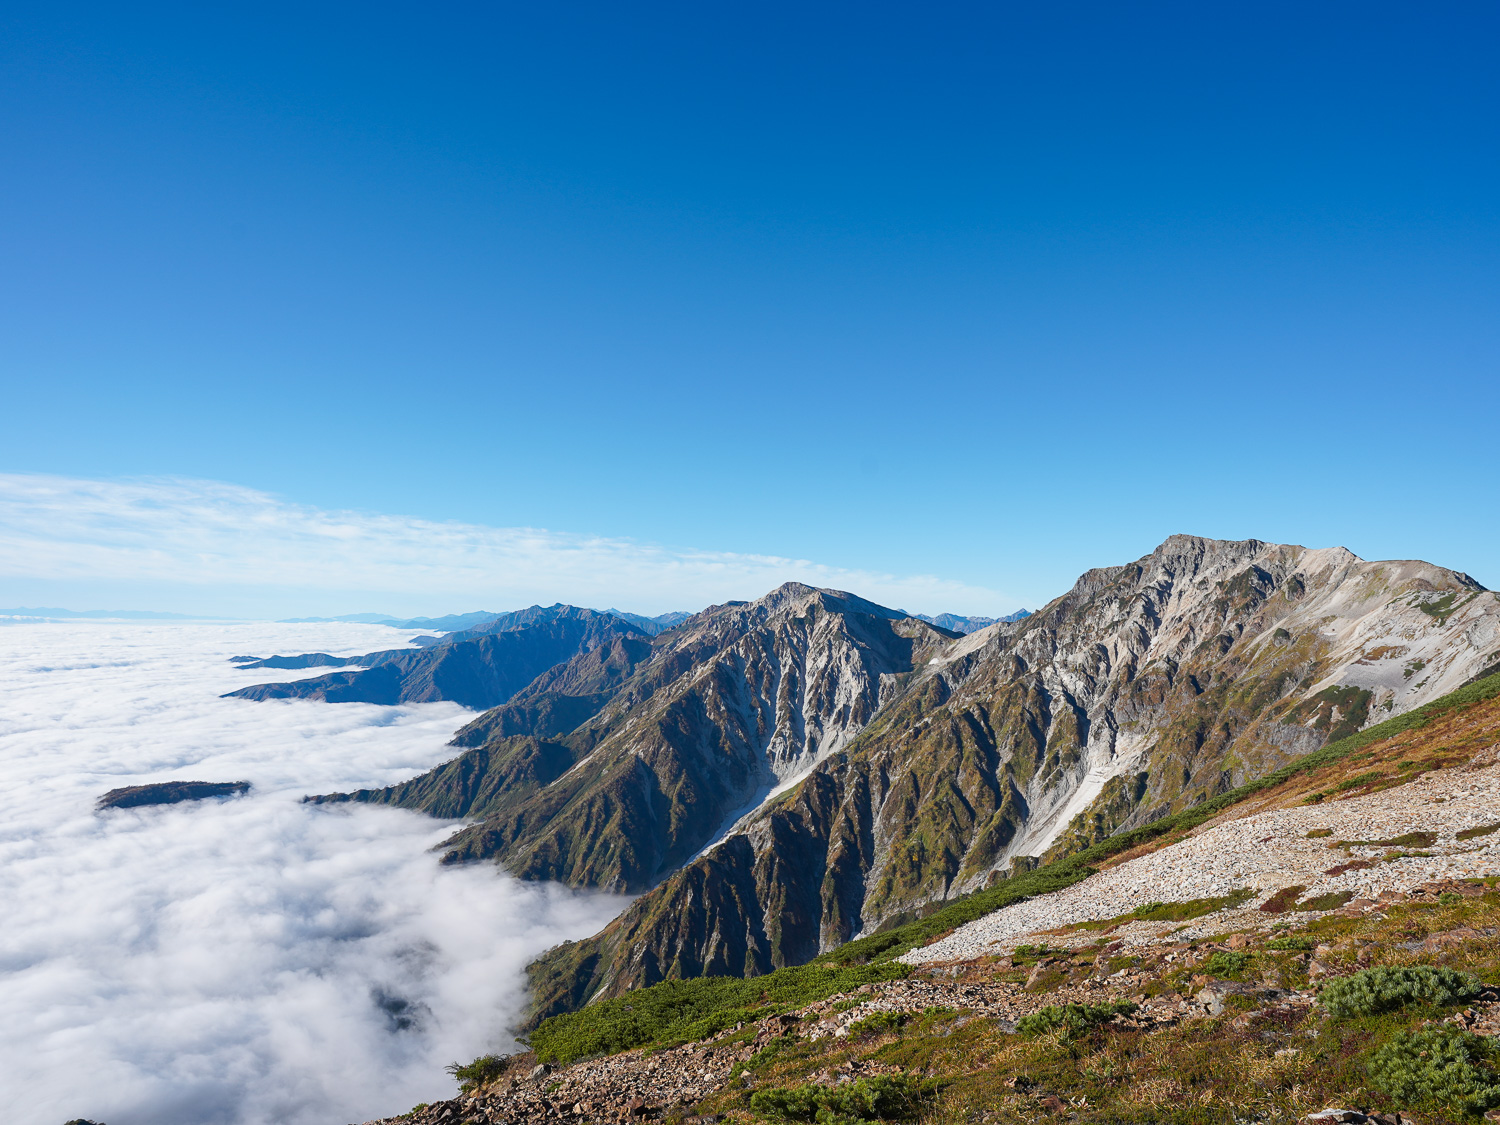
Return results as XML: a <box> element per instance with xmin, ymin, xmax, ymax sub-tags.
<box><xmin>525</xmin><ymin>536</ymin><xmax>1500</xmax><ymax>1017</ymax></box>
<box><xmin>226</xmin><ymin>609</ymin><xmax>644</xmax><ymax>709</ymax></box>
<box><xmin>317</xmin><ymin>584</ymin><xmax>957</xmax><ymax>892</ymax></box>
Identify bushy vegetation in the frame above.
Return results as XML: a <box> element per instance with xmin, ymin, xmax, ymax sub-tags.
<box><xmin>446</xmin><ymin>1053</ymin><xmax>512</xmax><ymax>1092</ymax></box>
<box><xmin>1015</xmin><ymin>1001</ymin><xmax>1137</xmax><ymax>1040</ymax></box>
<box><xmin>749</xmin><ymin>1074</ymin><xmax>936</xmax><ymax>1124</ymax></box>
<box><xmin>1068</xmin><ymin>890</ymin><xmax>1256</xmax><ymax>932</ymax></box>
<box><xmin>1260</xmin><ymin>885</ymin><xmax>1354</xmax><ymax>914</ymax></box>
<box><xmin>1265</xmin><ymin>934</ymin><xmax>1315</xmax><ymax>951</ymax></box>
<box><xmin>529</xmin><ymin>961</ymin><xmax>908</xmax><ymax>1064</ymax></box>
<box><xmin>1367</xmin><ymin>1026</ymin><xmax>1500</xmax><ymax>1116</ymax></box>
<box><xmin>1457</xmin><ymin>821</ymin><xmax>1500</xmax><ymax>841</ymax></box>
<box><xmin>844</xmin><ymin>1010</ymin><xmax>906</xmax><ymax>1038</ymax></box>
<box><xmin>1337</xmin><ymin>831</ymin><xmax>1439</xmax><ymax>849</ymax></box>
<box><xmin>1201</xmin><ymin>951</ymin><xmax>1251</xmax><ymax>978</ymax></box>
<box><xmin>1319</xmin><ymin>966</ymin><xmax>1481</xmax><ymax>1019</ymax></box>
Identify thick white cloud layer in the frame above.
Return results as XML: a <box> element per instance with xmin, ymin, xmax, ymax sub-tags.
<box><xmin>0</xmin><ymin>622</ymin><xmax>629</xmax><ymax>1125</ymax></box>
<box><xmin>0</xmin><ymin>473</ymin><xmax>1011</xmax><ymax>617</ymax></box>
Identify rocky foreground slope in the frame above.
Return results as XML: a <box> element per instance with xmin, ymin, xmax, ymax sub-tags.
<box><xmin>364</xmin><ymin>669</ymin><xmax>1500</xmax><ymax>1125</ymax></box>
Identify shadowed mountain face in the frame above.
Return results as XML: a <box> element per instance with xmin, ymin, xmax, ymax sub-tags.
<box><xmin>917</xmin><ymin>610</ymin><xmax>1030</xmax><ymax>634</ymax></box>
<box><xmin>225</xmin><ymin>609</ymin><xmax>645</xmax><ymax>710</ymax></box>
<box><xmin>98</xmin><ymin>780</ymin><xmax>251</xmax><ymax>809</ymax></box>
<box><xmin>515</xmin><ymin>536</ymin><xmax>1499</xmax><ymax>1019</ymax></box>
<box><xmin>602</xmin><ymin>609</ymin><xmax>693</xmax><ymax>635</ymax></box>
<box><xmin>312</xmin><ymin>584</ymin><xmax>960</xmax><ymax>893</ymax></box>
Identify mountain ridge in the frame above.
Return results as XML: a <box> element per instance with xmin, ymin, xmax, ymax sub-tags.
<box><xmin>226</xmin><ymin>608</ymin><xmax>646</xmax><ymax>710</ymax></box>
<box><xmin>258</xmin><ymin>535</ymin><xmax>1498</xmax><ymax>1025</ymax></box>
<box><xmin>511</xmin><ymin>535</ymin><xmax>1497</xmax><ymax>1017</ymax></box>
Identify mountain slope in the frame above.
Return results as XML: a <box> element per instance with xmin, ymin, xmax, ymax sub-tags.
<box><xmin>917</xmin><ymin>610</ymin><xmax>1030</xmax><ymax>633</ymax></box>
<box><xmin>603</xmin><ymin>609</ymin><xmax>694</xmax><ymax>634</ymax></box>
<box><xmin>523</xmin><ymin>535</ymin><xmax>1500</xmax><ymax>1015</ymax></box>
<box><xmin>315</xmin><ymin>584</ymin><xmax>959</xmax><ymax>892</ymax></box>
<box><xmin>226</xmin><ymin>610</ymin><xmax>643</xmax><ymax>709</ymax></box>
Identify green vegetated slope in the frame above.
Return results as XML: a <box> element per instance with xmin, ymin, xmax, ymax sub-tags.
<box><xmin>523</xmin><ymin>539</ymin><xmax>1498</xmax><ymax>1016</ymax></box>
<box><xmin>696</xmin><ymin>892</ymin><xmax>1500</xmax><ymax>1125</ymax></box>
<box><xmin>524</xmin><ymin>667</ymin><xmax>1500</xmax><ymax>1053</ymax></box>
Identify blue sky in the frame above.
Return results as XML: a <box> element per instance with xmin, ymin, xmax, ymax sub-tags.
<box><xmin>1</xmin><ymin>2</ymin><xmax>1497</xmax><ymax>616</ymax></box>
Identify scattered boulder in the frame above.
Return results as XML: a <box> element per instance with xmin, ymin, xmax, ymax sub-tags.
<box><xmin>1421</xmin><ymin>927</ymin><xmax>1489</xmax><ymax>953</ymax></box>
<box><xmin>1304</xmin><ymin>1111</ymin><xmax>1420</xmax><ymax>1125</ymax></box>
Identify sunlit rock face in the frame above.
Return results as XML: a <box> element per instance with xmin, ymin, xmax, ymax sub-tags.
<box><xmin>322</xmin><ymin>583</ymin><xmax>958</xmax><ymax>893</ymax></box>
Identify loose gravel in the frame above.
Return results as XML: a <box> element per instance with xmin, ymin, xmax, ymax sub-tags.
<box><xmin>903</xmin><ymin>761</ymin><xmax>1500</xmax><ymax>965</ymax></box>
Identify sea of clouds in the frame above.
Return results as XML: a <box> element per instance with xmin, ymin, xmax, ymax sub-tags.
<box><xmin>0</xmin><ymin>621</ymin><xmax>629</xmax><ymax>1125</ymax></box>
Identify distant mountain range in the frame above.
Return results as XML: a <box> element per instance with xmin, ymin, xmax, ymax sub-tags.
<box><xmin>915</xmin><ymin>609</ymin><xmax>1030</xmax><ymax>633</ymax></box>
<box><xmin>277</xmin><ymin>610</ymin><xmax>510</xmax><ymax>630</ymax></box>
<box><xmin>227</xmin><ymin>606</ymin><xmax>648</xmax><ymax>710</ymax></box>
<box><xmin>0</xmin><ymin>606</ymin><xmax>212</xmax><ymax>621</ymax></box>
<box><xmin>276</xmin><ymin>606</ymin><xmax>695</xmax><ymax>635</ymax></box>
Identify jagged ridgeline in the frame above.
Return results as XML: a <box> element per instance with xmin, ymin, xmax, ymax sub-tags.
<box><xmin>226</xmin><ymin>605</ymin><xmax>653</xmax><ymax>708</ymax></box>
<box><xmin>287</xmin><ymin>536</ymin><xmax>1498</xmax><ymax>1023</ymax></box>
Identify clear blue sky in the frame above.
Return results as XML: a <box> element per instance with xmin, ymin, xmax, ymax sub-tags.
<box><xmin>2</xmin><ymin>1</ymin><xmax>1497</xmax><ymax>614</ymax></box>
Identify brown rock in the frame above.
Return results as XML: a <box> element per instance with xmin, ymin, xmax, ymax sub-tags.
<box><xmin>1226</xmin><ymin>933</ymin><xmax>1250</xmax><ymax>950</ymax></box>
<box><xmin>1422</xmin><ymin>927</ymin><xmax>1483</xmax><ymax>952</ymax></box>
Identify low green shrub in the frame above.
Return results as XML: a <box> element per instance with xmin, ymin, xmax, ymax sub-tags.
<box><xmin>749</xmin><ymin>1074</ymin><xmax>936</xmax><ymax>1124</ymax></box>
<box><xmin>1130</xmin><ymin>890</ymin><xmax>1254</xmax><ymax>923</ymax></box>
<box><xmin>1337</xmin><ymin>831</ymin><xmax>1438</xmax><ymax>849</ymax></box>
<box><xmin>529</xmin><ymin>960</ymin><xmax>908</xmax><ymax>1063</ymax></box>
<box><xmin>1319</xmin><ymin>965</ymin><xmax>1481</xmax><ymax>1018</ymax></box>
<box><xmin>446</xmin><ymin>1054</ymin><xmax>510</xmax><ymax>1092</ymax></box>
<box><xmin>1061</xmin><ymin>890</ymin><xmax>1256</xmax><ymax>932</ymax></box>
<box><xmin>1260</xmin><ymin>885</ymin><xmax>1354</xmax><ymax>913</ymax></box>
<box><xmin>1265</xmin><ymin>935</ymin><xmax>1315</xmax><ymax>951</ymax></box>
<box><xmin>747</xmin><ymin>1035</ymin><xmax>798</xmax><ymax>1071</ymax></box>
<box><xmin>1015</xmin><ymin>1000</ymin><xmax>1137</xmax><ymax>1040</ymax></box>
<box><xmin>1457</xmin><ymin>822</ymin><xmax>1500</xmax><ymax>841</ymax></box>
<box><xmin>845</xmin><ymin>1010</ymin><xmax>905</xmax><ymax>1037</ymax></box>
<box><xmin>1202</xmin><ymin>951</ymin><xmax>1252</xmax><ymax>977</ymax></box>
<box><xmin>1367</xmin><ymin>1025</ymin><xmax>1500</xmax><ymax>1116</ymax></box>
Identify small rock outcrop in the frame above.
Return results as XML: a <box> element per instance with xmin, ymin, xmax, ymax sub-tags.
<box><xmin>97</xmin><ymin>780</ymin><xmax>251</xmax><ymax>809</ymax></box>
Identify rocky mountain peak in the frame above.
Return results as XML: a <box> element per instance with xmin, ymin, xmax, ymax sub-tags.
<box><xmin>518</xmin><ymin>536</ymin><xmax>1500</xmax><ymax>1016</ymax></box>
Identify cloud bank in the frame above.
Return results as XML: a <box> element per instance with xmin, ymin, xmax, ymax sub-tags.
<box><xmin>0</xmin><ymin>473</ymin><xmax>1011</xmax><ymax>617</ymax></box>
<box><xmin>0</xmin><ymin>622</ymin><xmax>629</xmax><ymax>1125</ymax></box>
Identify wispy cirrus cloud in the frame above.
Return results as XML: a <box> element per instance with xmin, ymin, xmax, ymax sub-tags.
<box><xmin>0</xmin><ymin>473</ymin><xmax>1012</xmax><ymax>617</ymax></box>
